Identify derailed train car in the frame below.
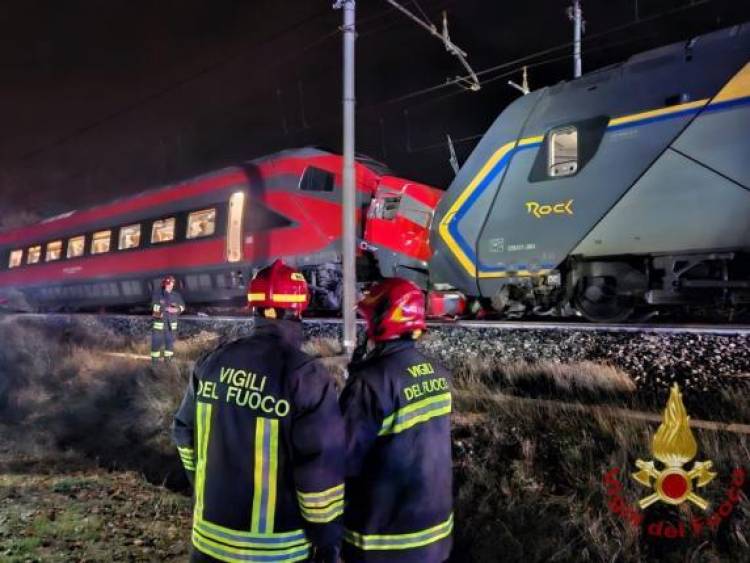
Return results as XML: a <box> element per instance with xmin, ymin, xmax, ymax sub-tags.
<box><xmin>0</xmin><ymin>148</ymin><xmax>441</xmax><ymax>312</ymax></box>
<box><xmin>430</xmin><ymin>24</ymin><xmax>750</xmax><ymax>321</ymax></box>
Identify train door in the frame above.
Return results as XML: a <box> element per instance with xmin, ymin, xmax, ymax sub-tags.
<box><xmin>226</xmin><ymin>191</ymin><xmax>245</xmax><ymax>263</ymax></box>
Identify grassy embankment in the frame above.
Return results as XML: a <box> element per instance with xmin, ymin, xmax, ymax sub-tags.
<box><xmin>0</xmin><ymin>317</ymin><xmax>748</xmax><ymax>562</ymax></box>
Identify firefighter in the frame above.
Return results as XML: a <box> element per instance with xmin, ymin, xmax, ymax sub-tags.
<box><xmin>172</xmin><ymin>259</ymin><xmax>345</xmax><ymax>563</ymax></box>
<box><xmin>340</xmin><ymin>278</ymin><xmax>453</xmax><ymax>563</ymax></box>
<box><xmin>151</xmin><ymin>275</ymin><xmax>185</xmax><ymax>365</ymax></box>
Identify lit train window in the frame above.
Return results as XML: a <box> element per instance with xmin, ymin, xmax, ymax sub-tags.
<box><xmin>91</xmin><ymin>230</ymin><xmax>112</xmax><ymax>254</ymax></box>
<box><xmin>45</xmin><ymin>240</ymin><xmax>63</xmax><ymax>262</ymax></box>
<box><xmin>118</xmin><ymin>224</ymin><xmax>141</xmax><ymax>250</ymax></box>
<box><xmin>151</xmin><ymin>217</ymin><xmax>175</xmax><ymax>244</ymax></box>
<box><xmin>8</xmin><ymin>249</ymin><xmax>23</xmax><ymax>268</ymax></box>
<box><xmin>300</xmin><ymin>166</ymin><xmax>335</xmax><ymax>192</ymax></box>
<box><xmin>27</xmin><ymin>245</ymin><xmax>41</xmax><ymax>264</ymax></box>
<box><xmin>187</xmin><ymin>208</ymin><xmax>216</xmax><ymax>239</ymax></box>
<box><xmin>548</xmin><ymin>126</ymin><xmax>578</xmax><ymax>177</ymax></box>
<box><xmin>67</xmin><ymin>235</ymin><xmax>85</xmax><ymax>258</ymax></box>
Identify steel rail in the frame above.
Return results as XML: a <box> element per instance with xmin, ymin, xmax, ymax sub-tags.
<box><xmin>4</xmin><ymin>312</ymin><xmax>750</xmax><ymax>336</ymax></box>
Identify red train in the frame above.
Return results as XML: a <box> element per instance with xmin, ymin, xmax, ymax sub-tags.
<box><xmin>0</xmin><ymin>148</ymin><xmax>443</xmax><ymax>312</ymax></box>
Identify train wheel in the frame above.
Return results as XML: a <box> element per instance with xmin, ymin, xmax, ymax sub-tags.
<box><xmin>574</xmin><ymin>276</ymin><xmax>634</xmax><ymax>323</ymax></box>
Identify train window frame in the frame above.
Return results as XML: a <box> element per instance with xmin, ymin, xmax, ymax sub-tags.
<box><xmin>186</xmin><ymin>208</ymin><xmax>217</xmax><ymax>239</ymax></box>
<box><xmin>8</xmin><ymin>249</ymin><xmax>23</xmax><ymax>269</ymax></box>
<box><xmin>548</xmin><ymin>126</ymin><xmax>579</xmax><ymax>177</ymax></box>
<box><xmin>299</xmin><ymin>166</ymin><xmax>335</xmax><ymax>192</ymax></box>
<box><xmin>91</xmin><ymin>230</ymin><xmax>112</xmax><ymax>255</ymax></box>
<box><xmin>67</xmin><ymin>235</ymin><xmax>85</xmax><ymax>259</ymax></box>
<box><xmin>151</xmin><ymin>217</ymin><xmax>176</xmax><ymax>244</ymax></box>
<box><xmin>45</xmin><ymin>240</ymin><xmax>63</xmax><ymax>262</ymax></box>
<box><xmin>27</xmin><ymin>245</ymin><xmax>41</xmax><ymax>265</ymax></box>
<box><xmin>118</xmin><ymin>224</ymin><xmax>141</xmax><ymax>250</ymax></box>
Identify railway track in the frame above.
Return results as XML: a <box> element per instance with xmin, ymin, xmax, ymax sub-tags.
<box><xmin>5</xmin><ymin>312</ymin><xmax>750</xmax><ymax>336</ymax></box>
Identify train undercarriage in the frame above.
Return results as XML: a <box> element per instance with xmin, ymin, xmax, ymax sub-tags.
<box><xmin>485</xmin><ymin>251</ymin><xmax>750</xmax><ymax>322</ymax></box>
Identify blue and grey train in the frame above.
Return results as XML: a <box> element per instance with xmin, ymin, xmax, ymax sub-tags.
<box><xmin>429</xmin><ymin>23</ymin><xmax>750</xmax><ymax>321</ymax></box>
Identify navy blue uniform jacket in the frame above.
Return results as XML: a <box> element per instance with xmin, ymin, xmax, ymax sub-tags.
<box><xmin>340</xmin><ymin>339</ymin><xmax>453</xmax><ymax>563</ymax></box>
<box><xmin>173</xmin><ymin>320</ymin><xmax>345</xmax><ymax>563</ymax></box>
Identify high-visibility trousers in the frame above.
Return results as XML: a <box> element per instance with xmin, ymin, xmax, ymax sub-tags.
<box><xmin>151</xmin><ymin>320</ymin><xmax>177</xmax><ymax>360</ymax></box>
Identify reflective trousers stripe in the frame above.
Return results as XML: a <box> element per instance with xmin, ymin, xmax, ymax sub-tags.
<box><xmin>192</xmin><ymin>531</ymin><xmax>310</xmax><ymax>562</ymax></box>
<box><xmin>194</xmin><ymin>520</ymin><xmax>308</xmax><ymax>549</ymax></box>
<box><xmin>194</xmin><ymin>401</ymin><xmax>214</xmax><ymax>522</ymax></box>
<box><xmin>153</xmin><ymin>322</ymin><xmax>165</xmax><ymax>330</ymax></box>
<box><xmin>344</xmin><ymin>513</ymin><xmax>454</xmax><ymax>551</ymax></box>
<box><xmin>296</xmin><ymin>484</ymin><xmax>345</xmax><ymax>523</ymax></box>
<box><xmin>379</xmin><ymin>393</ymin><xmax>452</xmax><ymax>436</ymax></box>
<box><xmin>251</xmin><ymin>418</ymin><xmax>279</xmax><ymax>533</ymax></box>
<box><xmin>178</xmin><ymin>446</ymin><xmax>195</xmax><ymax>471</ymax></box>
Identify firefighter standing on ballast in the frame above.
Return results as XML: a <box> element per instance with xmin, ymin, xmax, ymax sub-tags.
<box><xmin>151</xmin><ymin>275</ymin><xmax>185</xmax><ymax>365</ymax></box>
<box><xmin>340</xmin><ymin>278</ymin><xmax>453</xmax><ymax>563</ymax></box>
<box><xmin>172</xmin><ymin>260</ymin><xmax>345</xmax><ymax>563</ymax></box>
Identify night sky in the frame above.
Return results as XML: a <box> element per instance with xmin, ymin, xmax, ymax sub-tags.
<box><xmin>1</xmin><ymin>0</ymin><xmax>749</xmax><ymax>219</ymax></box>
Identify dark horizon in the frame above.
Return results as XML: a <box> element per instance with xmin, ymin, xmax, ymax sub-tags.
<box><xmin>2</xmin><ymin>0</ymin><xmax>749</xmax><ymax>220</ymax></box>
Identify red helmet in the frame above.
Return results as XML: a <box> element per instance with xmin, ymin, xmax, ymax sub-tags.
<box><xmin>161</xmin><ymin>275</ymin><xmax>176</xmax><ymax>288</ymax></box>
<box><xmin>248</xmin><ymin>259</ymin><xmax>309</xmax><ymax>312</ymax></box>
<box><xmin>357</xmin><ymin>278</ymin><xmax>426</xmax><ymax>342</ymax></box>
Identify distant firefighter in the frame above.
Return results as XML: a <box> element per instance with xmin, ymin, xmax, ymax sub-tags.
<box><xmin>172</xmin><ymin>260</ymin><xmax>345</xmax><ymax>563</ymax></box>
<box><xmin>151</xmin><ymin>275</ymin><xmax>185</xmax><ymax>365</ymax></box>
<box><xmin>341</xmin><ymin>278</ymin><xmax>453</xmax><ymax>563</ymax></box>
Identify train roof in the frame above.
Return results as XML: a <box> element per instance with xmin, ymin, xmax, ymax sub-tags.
<box><xmin>547</xmin><ymin>22</ymin><xmax>748</xmax><ymax>94</ymax></box>
<box><xmin>0</xmin><ymin>146</ymin><xmax>343</xmax><ymax>247</ymax></box>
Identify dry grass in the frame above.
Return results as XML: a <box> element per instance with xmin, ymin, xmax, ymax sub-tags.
<box><xmin>1</xmin><ymin>318</ymin><xmax>748</xmax><ymax>562</ymax></box>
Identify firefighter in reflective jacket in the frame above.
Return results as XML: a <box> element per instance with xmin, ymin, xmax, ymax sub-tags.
<box><xmin>151</xmin><ymin>275</ymin><xmax>185</xmax><ymax>364</ymax></box>
<box><xmin>340</xmin><ymin>278</ymin><xmax>453</xmax><ymax>563</ymax></box>
<box><xmin>173</xmin><ymin>260</ymin><xmax>345</xmax><ymax>563</ymax></box>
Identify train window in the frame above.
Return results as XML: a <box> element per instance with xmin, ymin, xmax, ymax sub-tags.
<box><xmin>27</xmin><ymin>245</ymin><xmax>41</xmax><ymax>264</ymax></box>
<box><xmin>187</xmin><ymin>208</ymin><xmax>216</xmax><ymax>239</ymax></box>
<box><xmin>151</xmin><ymin>217</ymin><xmax>175</xmax><ymax>244</ymax></box>
<box><xmin>91</xmin><ymin>230</ymin><xmax>112</xmax><ymax>254</ymax></box>
<box><xmin>369</xmin><ymin>196</ymin><xmax>402</xmax><ymax>220</ymax></box>
<box><xmin>8</xmin><ymin>249</ymin><xmax>23</xmax><ymax>268</ymax></box>
<box><xmin>548</xmin><ymin>127</ymin><xmax>578</xmax><ymax>177</ymax></box>
<box><xmin>118</xmin><ymin>224</ymin><xmax>141</xmax><ymax>250</ymax></box>
<box><xmin>300</xmin><ymin>166</ymin><xmax>334</xmax><ymax>192</ymax></box>
<box><xmin>45</xmin><ymin>240</ymin><xmax>63</xmax><ymax>262</ymax></box>
<box><xmin>67</xmin><ymin>235</ymin><xmax>85</xmax><ymax>258</ymax></box>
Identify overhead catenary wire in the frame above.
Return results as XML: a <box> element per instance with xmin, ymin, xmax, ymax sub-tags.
<box><xmin>382</xmin><ymin>0</ymin><xmax>480</xmax><ymax>91</ymax></box>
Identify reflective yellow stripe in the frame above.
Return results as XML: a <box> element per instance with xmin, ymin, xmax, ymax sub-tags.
<box><xmin>270</xmin><ymin>294</ymin><xmax>307</xmax><ymax>303</ymax></box>
<box><xmin>298</xmin><ymin>500</ymin><xmax>344</xmax><ymax>523</ymax></box>
<box><xmin>153</xmin><ymin>322</ymin><xmax>164</xmax><ymax>330</ymax></box>
<box><xmin>153</xmin><ymin>304</ymin><xmax>161</xmax><ymax>312</ymax></box>
<box><xmin>194</xmin><ymin>519</ymin><xmax>308</xmax><ymax>549</ymax></box>
<box><xmin>164</xmin><ymin>350</ymin><xmax>175</xmax><ymax>357</ymax></box>
<box><xmin>170</xmin><ymin>322</ymin><xmax>178</xmax><ymax>330</ymax></box>
<box><xmin>251</xmin><ymin>418</ymin><xmax>279</xmax><ymax>533</ymax></box>
<box><xmin>251</xmin><ymin>419</ymin><xmax>265</xmax><ymax>531</ymax></box>
<box><xmin>195</xmin><ymin>402</ymin><xmax>213</xmax><ymax>522</ymax></box>
<box><xmin>248</xmin><ymin>292</ymin><xmax>266</xmax><ymax>301</ymax></box>
<box><xmin>151</xmin><ymin>351</ymin><xmax>161</xmax><ymax>358</ymax></box>
<box><xmin>267</xmin><ymin>419</ymin><xmax>279</xmax><ymax>531</ymax></box>
<box><xmin>178</xmin><ymin>447</ymin><xmax>195</xmax><ymax>470</ymax></box>
<box><xmin>379</xmin><ymin>393</ymin><xmax>452</xmax><ymax>436</ymax></box>
<box><xmin>192</xmin><ymin>531</ymin><xmax>310</xmax><ymax>562</ymax></box>
<box><xmin>344</xmin><ymin>514</ymin><xmax>453</xmax><ymax>551</ymax></box>
<box><xmin>296</xmin><ymin>484</ymin><xmax>344</xmax><ymax>507</ymax></box>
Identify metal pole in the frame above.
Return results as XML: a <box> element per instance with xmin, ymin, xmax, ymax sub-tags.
<box><xmin>336</xmin><ymin>0</ymin><xmax>357</xmax><ymax>357</ymax></box>
<box><xmin>573</xmin><ymin>0</ymin><xmax>582</xmax><ymax>78</ymax></box>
